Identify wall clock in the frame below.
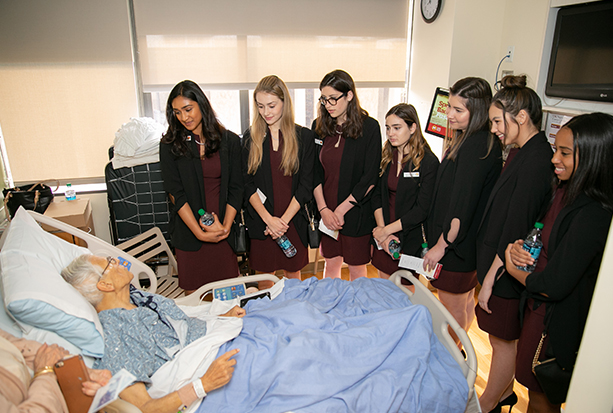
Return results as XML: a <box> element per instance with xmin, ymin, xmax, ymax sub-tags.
<box><xmin>421</xmin><ymin>0</ymin><xmax>442</xmax><ymax>24</ymax></box>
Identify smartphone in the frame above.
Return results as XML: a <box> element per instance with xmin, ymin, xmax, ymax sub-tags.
<box><xmin>54</xmin><ymin>355</ymin><xmax>94</xmax><ymax>413</ymax></box>
<box><xmin>240</xmin><ymin>291</ymin><xmax>270</xmax><ymax>308</ymax></box>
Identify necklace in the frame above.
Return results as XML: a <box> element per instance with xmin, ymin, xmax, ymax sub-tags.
<box><xmin>334</xmin><ymin>125</ymin><xmax>343</xmax><ymax>148</ymax></box>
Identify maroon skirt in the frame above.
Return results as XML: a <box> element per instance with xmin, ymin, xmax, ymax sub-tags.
<box><xmin>475</xmin><ymin>295</ymin><xmax>522</xmax><ymax>341</ymax></box>
<box><xmin>431</xmin><ymin>269</ymin><xmax>478</xmax><ymax>294</ymax></box>
<box><xmin>176</xmin><ymin>241</ymin><xmax>239</xmax><ymax>290</ymax></box>
<box><xmin>249</xmin><ymin>222</ymin><xmax>308</xmax><ymax>272</ymax></box>
<box><xmin>515</xmin><ymin>298</ymin><xmax>548</xmax><ymax>392</ymax></box>
<box><xmin>320</xmin><ymin>232</ymin><xmax>371</xmax><ymax>266</ymax></box>
<box><xmin>371</xmin><ymin>246</ymin><xmax>400</xmax><ymax>275</ymax></box>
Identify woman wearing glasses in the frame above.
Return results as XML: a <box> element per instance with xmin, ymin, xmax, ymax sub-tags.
<box><xmin>242</xmin><ymin>75</ymin><xmax>315</xmax><ymax>279</ymax></box>
<box><xmin>312</xmin><ymin>69</ymin><xmax>382</xmax><ymax>280</ymax></box>
<box><xmin>160</xmin><ymin>80</ymin><xmax>243</xmax><ymax>294</ymax></box>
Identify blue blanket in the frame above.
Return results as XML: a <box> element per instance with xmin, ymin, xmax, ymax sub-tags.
<box><xmin>198</xmin><ymin>277</ymin><xmax>468</xmax><ymax>413</ymax></box>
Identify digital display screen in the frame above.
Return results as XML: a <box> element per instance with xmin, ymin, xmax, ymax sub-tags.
<box><xmin>425</xmin><ymin>87</ymin><xmax>449</xmax><ymax>138</ymax></box>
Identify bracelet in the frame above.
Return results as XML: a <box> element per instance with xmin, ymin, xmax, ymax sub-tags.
<box><xmin>192</xmin><ymin>379</ymin><xmax>207</xmax><ymax>399</ymax></box>
<box><xmin>319</xmin><ymin>206</ymin><xmax>329</xmax><ymax>212</ymax></box>
<box><xmin>33</xmin><ymin>366</ymin><xmax>55</xmax><ymax>379</ymax></box>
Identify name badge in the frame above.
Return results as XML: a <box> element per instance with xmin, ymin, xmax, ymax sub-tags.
<box><xmin>403</xmin><ymin>172</ymin><xmax>420</xmax><ymax>178</ymax></box>
<box><xmin>256</xmin><ymin>188</ymin><xmax>267</xmax><ymax>204</ymax></box>
<box><xmin>315</xmin><ymin>139</ymin><xmax>323</xmax><ymax>146</ymax></box>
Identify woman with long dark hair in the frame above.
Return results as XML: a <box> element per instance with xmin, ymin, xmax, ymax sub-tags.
<box><xmin>312</xmin><ymin>69</ymin><xmax>381</xmax><ymax>280</ymax></box>
<box><xmin>505</xmin><ymin>113</ymin><xmax>613</xmax><ymax>413</ymax></box>
<box><xmin>475</xmin><ymin>75</ymin><xmax>554</xmax><ymax>413</ymax></box>
<box><xmin>371</xmin><ymin>103</ymin><xmax>439</xmax><ymax>278</ymax></box>
<box><xmin>423</xmin><ymin>77</ymin><xmax>502</xmax><ymax>342</ymax></box>
<box><xmin>160</xmin><ymin>80</ymin><xmax>243</xmax><ymax>294</ymax></box>
<box><xmin>242</xmin><ymin>75</ymin><xmax>315</xmax><ymax>279</ymax></box>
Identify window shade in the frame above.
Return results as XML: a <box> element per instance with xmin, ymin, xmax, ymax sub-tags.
<box><xmin>0</xmin><ymin>0</ymin><xmax>137</xmax><ymax>182</ymax></box>
<box><xmin>134</xmin><ymin>0</ymin><xmax>409</xmax><ymax>88</ymax></box>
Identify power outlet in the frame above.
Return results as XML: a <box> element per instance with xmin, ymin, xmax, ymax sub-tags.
<box><xmin>506</xmin><ymin>46</ymin><xmax>515</xmax><ymax>62</ymax></box>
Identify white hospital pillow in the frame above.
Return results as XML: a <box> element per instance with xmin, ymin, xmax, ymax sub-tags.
<box><xmin>0</xmin><ymin>208</ymin><xmax>104</xmax><ymax>357</ymax></box>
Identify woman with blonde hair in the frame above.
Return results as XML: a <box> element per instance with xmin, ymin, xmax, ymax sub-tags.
<box><xmin>242</xmin><ymin>75</ymin><xmax>315</xmax><ymax>278</ymax></box>
<box><xmin>371</xmin><ymin>103</ymin><xmax>439</xmax><ymax>278</ymax></box>
<box><xmin>312</xmin><ymin>69</ymin><xmax>382</xmax><ymax>280</ymax></box>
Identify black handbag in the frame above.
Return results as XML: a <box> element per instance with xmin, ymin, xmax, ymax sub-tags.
<box><xmin>304</xmin><ymin>201</ymin><xmax>321</xmax><ymax>249</ymax></box>
<box><xmin>532</xmin><ymin>331</ymin><xmax>573</xmax><ymax>405</ymax></box>
<box><xmin>229</xmin><ymin>209</ymin><xmax>250</xmax><ymax>254</ymax></box>
<box><xmin>3</xmin><ymin>181</ymin><xmax>57</xmax><ymax>220</ymax></box>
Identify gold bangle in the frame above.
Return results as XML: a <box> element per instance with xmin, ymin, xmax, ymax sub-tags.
<box><xmin>33</xmin><ymin>366</ymin><xmax>55</xmax><ymax>379</ymax></box>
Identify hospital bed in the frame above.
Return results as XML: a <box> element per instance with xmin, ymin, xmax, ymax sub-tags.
<box><xmin>0</xmin><ymin>209</ymin><xmax>481</xmax><ymax>412</ymax></box>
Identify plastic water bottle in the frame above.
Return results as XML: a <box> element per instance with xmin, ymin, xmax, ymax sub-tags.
<box><xmin>388</xmin><ymin>239</ymin><xmax>401</xmax><ymax>260</ymax></box>
<box><xmin>276</xmin><ymin>235</ymin><xmax>297</xmax><ymax>258</ymax></box>
<box><xmin>517</xmin><ymin>222</ymin><xmax>544</xmax><ymax>272</ymax></box>
<box><xmin>420</xmin><ymin>242</ymin><xmax>429</xmax><ymax>258</ymax></box>
<box><xmin>198</xmin><ymin>209</ymin><xmax>214</xmax><ymax>227</ymax></box>
<box><xmin>65</xmin><ymin>183</ymin><xmax>76</xmax><ymax>201</ymax></box>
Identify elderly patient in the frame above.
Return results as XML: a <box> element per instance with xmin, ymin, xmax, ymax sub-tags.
<box><xmin>61</xmin><ymin>254</ymin><xmax>245</xmax><ymax>413</ymax></box>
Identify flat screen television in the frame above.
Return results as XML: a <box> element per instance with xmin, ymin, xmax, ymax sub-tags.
<box><xmin>425</xmin><ymin>87</ymin><xmax>449</xmax><ymax>138</ymax></box>
<box><xmin>545</xmin><ymin>1</ymin><xmax>613</xmax><ymax>103</ymax></box>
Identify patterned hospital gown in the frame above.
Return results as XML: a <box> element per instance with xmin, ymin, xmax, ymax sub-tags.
<box><xmin>93</xmin><ymin>286</ymin><xmax>207</xmax><ymax>385</ymax></box>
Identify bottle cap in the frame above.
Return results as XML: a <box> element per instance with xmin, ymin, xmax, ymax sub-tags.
<box><xmin>421</xmin><ymin>242</ymin><xmax>428</xmax><ymax>248</ymax></box>
<box><xmin>535</xmin><ymin>222</ymin><xmax>544</xmax><ymax>229</ymax></box>
<box><xmin>67</xmin><ymin>183</ymin><xmax>72</xmax><ymax>187</ymax></box>
<box><xmin>198</xmin><ymin>209</ymin><xmax>205</xmax><ymax>216</ymax></box>
<box><xmin>392</xmin><ymin>252</ymin><xmax>400</xmax><ymax>260</ymax></box>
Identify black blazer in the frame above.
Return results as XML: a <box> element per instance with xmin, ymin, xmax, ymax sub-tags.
<box><xmin>477</xmin><ymin>132</ymin><xmax>554</xmax><ymax>298</ymax></box>
<box><xmin>427</xmin><ymin>130</ymin><xmax>502</xmax><ymax>272</ymax></box>
<box><xmin>525</xmin><ymin>193</ymin><xmax>612</xmax><ymax>369</ymax></box>
<box><xmin>372</xmin><ymin>146</ymin><xmax>439</xmax><ymax>256</ymax></box>
<box><xmin>312</xmin><ymin>116</ymin><xmax>382</xmax><ymax>237</ymax></box>
<box><xmin>160</xmin><ymin>130</ymin><xmax>243</xmax><ymax>251</ymax></box>
<box><xmin>241</xmin><ymin>125</ymin><xmax>315</xmax><ymax>247</ymax></box>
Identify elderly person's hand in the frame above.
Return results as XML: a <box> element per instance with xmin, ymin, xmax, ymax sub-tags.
<box><xmin>200</xmin><ymin>349</ymin><xmax>240</xmax><ymax>393</ymax></box>
<box><xmin>82</xmin><ymin>369</ymin><xmax>113</xmax><ymax>396</ymax></box>
<box><xmin>222</xmin><ymin>305</ymin><xmax>246</xmax><ymax>318</ymax></box>
<box><xmin>33</xmin><ymin>344</ymin><xmax>69</xmax><ymax>375</ymax></box>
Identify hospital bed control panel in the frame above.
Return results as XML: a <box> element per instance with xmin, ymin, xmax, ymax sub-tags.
<box><xmin>214</xmin><ymin>284</ymin><xmax>246</xmax><ymax>300</ymax></box>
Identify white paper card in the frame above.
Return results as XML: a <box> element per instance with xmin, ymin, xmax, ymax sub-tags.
<box><xmin>88</xmin><ymin>369</ymin><xmax>137</xmax><ymax>413</ymax></box>
<box><xmin>374</xmin><ymin>238</ymin><xmax>383</xmax><ymax>250</ymax></box>
<box><xmin>403</xmin><ymin>172</ymin><xmax>420</xmax><ymax>178</ymax></box>
<box><xmin>318</xmin><ymin>220</ymin><xmax>339</xmax><ymax>240</ymax></box>
<box><xmin>398</xmin><ymin>254</ymin><xmax>442</xmax><ymax>281</ymax></box>
<box><xmin>256</xmin><ymin>188</ymin><xmax>267</xmax><ymax>204</ymax></box>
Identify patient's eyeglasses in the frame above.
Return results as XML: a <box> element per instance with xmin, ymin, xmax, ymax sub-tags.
<box><xmin>101</xmin><ymin>256</ymin><xmax>118</xmax><ymax>276</ymax></box>
<box><xmin>319</xmin><ymin>92</ymin><xmax>347</xmax><ymax>106</ymax></box>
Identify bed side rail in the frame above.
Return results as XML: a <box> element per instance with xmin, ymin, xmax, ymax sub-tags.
<box><xmin>25</xmin><ymin>210</ymin><xmax>158</xmax><ymax>293</ymax></box>
<box><xmin>174</xmin><ymin>274</ymin><xmax>281</xmax><ymax>306</ymax></box>
<box><xmin>389</xmin><ymin>270</ymin><xmax>478</xmax><ymax>389</ymax></box>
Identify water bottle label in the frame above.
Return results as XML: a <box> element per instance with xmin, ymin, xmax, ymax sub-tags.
<box><xmin>523</xmin><ymin>244</ymin><xmax>542</xmax><ymax>260</ymax></box>
<box><xmin>279</xmin><ymin>238</ymin><xmax>291</xmax><ymax>250</ymax></box>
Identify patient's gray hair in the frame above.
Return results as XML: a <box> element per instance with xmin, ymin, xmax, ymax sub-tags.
<box><xmin>61</xmin><ymin>254</ymin><xmax>104</xmax><ymax>307</ymax></box>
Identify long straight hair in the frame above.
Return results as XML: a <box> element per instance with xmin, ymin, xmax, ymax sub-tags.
<box><xmin>315</xmin><ymin>69</ymin><xmax>368</xmax><ymax>139</ymax></box>
<box><xmin>561</xmin><ymin>112</ymin><xmax>613</xmax><ymax>210</ymax></box>
<box><xmin>446</xmin><ymin>77</ymin><xmax>495</xmax><ymax>161</ymax></box>
<box><xmin>380</xmin><ymin>103</ymin><xmax>432</xmax><ymax>176</ymax></box>
<box><xmin>161</xmin><ymin>80</ymin><xmax>225</xmax><ymax>158</ymax></box>
<box><xmin>248</xmin><ymin>75</ymin><xmax>299</xmax><ymax>176</ymax></box>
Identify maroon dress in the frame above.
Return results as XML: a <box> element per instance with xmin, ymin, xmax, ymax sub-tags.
<box><xmin>319</xmin><ymin>125</ymin><xmax>371</xmax><ymax>265</ymax></box>
<box><xmin>515</xmin><ymin>186</ymin><xmax>566</xmax><ymax>392</ymax></box>
<box><xmin>475</xmin><ymin>147</ymin><xmax>522</xmax><ymax>340</ymax></box>
<box><xmin>372</xmin><ymin>150</ymin><xmax>403</xmax><ymax>275</ymax></box>
<box><xmin>249</xmin><ymin>133</ymin><xmax>308</xmax><ymax>272</ymax></box>
<box><xmin>175</xmin><ymin>150</ymin><xmax>239</xmax><ymax>290</ymax></box>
